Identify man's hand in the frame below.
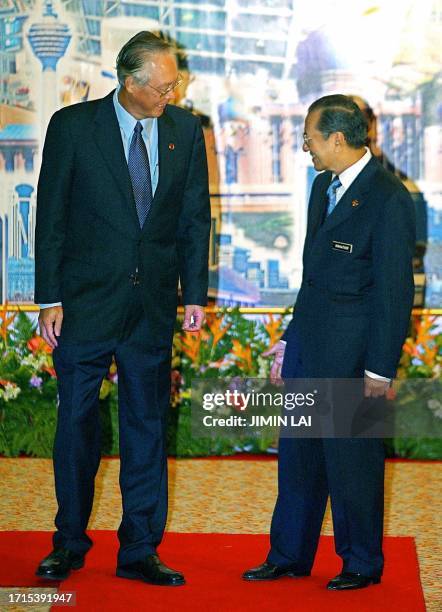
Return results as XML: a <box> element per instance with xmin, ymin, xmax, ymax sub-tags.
<box><xmin>182</xmin><ymin>305</ymin><xmax>205</xmax><ymax>332</ymax></box>
<box><xmin>263</xmin><ymin>340</ymin><xmax>286</xmax><ymax>384</ymax></box>
<box><xmin>39</xmin><ymin>306</ymin><xmax>63</xmax><ymax>349</ymax></box>
<box><xmin>364</xmin><ymin>375</ymin><xmax>389</xmax><ymax>398</ymax></box>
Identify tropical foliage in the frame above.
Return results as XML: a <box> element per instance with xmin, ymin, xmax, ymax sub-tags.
<box><xmin>384</xmin><ymin>315</ymin><xmax>442</xmax><ymax>459</ymax></box>
<box><xmin>0</xmin><ymin>309</ymin><xmax>440</xmax><ymax>459</ymax></box>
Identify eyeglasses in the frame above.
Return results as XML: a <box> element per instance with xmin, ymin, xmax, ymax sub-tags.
<box><xmin>145</xmin><ymin>74</ymin><xmax>183</xmax><ymax>98</ymax></box>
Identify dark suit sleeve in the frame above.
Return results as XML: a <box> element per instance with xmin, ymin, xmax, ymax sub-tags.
<box><xmin>281</xmin><ymin>174</ymin><xmax>325</xmax><ymax>343</ymax></box>
<box><xmin>34</xmin><ymin>111</ymin><xmax>74</xmax><ymax>303</ymax></box>
<box><xmin>176</xmin><ymin>119</ymin><xmax>211</xmax><ymax>305</ymax></box>
<box><xmin>365</xmin><ymin>188</ymin><xmax>415</xmax><ymax>378</ymax></box>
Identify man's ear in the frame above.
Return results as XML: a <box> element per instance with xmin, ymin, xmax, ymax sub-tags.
<box><xmin>334</xmin><ymin>131</ymin><xmax>346</xmax><ymax>148</ymax></box>
<box><xmin>124</xmin><ymin>76</ymin><xmax>136</xmax><ymax>94</ymax></box>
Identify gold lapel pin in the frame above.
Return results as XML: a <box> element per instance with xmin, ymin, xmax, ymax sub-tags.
<box><xmin>168</xmin><ymin>143</ymin><xmax>175</xmax><ymax>150</ymax></box>
<box><xmin>351</xmin><ymin>199</ymin><xmax>359</xmax><ymax>207</ymax></box>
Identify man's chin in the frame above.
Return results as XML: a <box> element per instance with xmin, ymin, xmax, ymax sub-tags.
<box><xmin>312</xmin><ymin>159</ymin><xmax>324</xmax><ymax>171</ymax></box>
<box><xmin>143</xmin><ymin>106</ymin><xmax>166</xmax><ymax>118</ymax></box>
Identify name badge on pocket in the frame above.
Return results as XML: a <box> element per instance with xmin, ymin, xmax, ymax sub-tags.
<box><xmin>332</xmin><ymin>241</ymin><xmax>353</xmax><ymax>253</ymax></box>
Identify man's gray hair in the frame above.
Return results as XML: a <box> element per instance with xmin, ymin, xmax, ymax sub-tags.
<box><xmin>308</xmin><ymin>94</ymin><xmax>368</xmax><ymax>149</ymax></box>
<box><xmin>116</xmin><ymin>31</ymin><xmax>172</xmax><ymax>87</ymax></box>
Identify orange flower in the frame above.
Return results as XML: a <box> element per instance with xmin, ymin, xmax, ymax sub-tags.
<box><xmin>264</xmin><ymin>314</ymin><xmax>283</xmax><ymax>346</ymax></box>
<box><xmin>200</xmin><ymin>328</ymin><xmax>211</xmax><ymax>343</ymax></box>
<box><xmin>0</xmin><ymin>379</ymin><xmax>16</xmax><ymax>387</ymax></box>
<box><xmin>231</xmin><ymin>339</ymin><xmax>253</xmax><ymax>372</ymax></box>
<box><xmin>405</xmin><ymin>316</ymin><xmax>438</xmax><ymax>367</ymax></box>
<box><xmin>402</xmin><ymin>338</ymin><xmax>418</xmax><ymax>357</ymax></box>
<box><xmin>27</xmin><ymin>335</ymin><xmax>52</xmax><ymax>354</ymax></box>
<box><xmin>0</xmin><ymin>309</ymin><xmax>16</xmax><ymax>344</ymax></box>
<box><xmin>208</xmin><ymin>358</ymin><xmax>227</xmax><ymax>369</ymax></box>
<box><xmin>414</xmin><ymin>316</ymin><xmax>429</xmax><ymax>343</ymax></box>
<box><xmin>414</xmin><ymin>316</ymin><xmax>438</xmax><ymax>367</ymax></box>
<box><xmin>42</xmin><ymin>366</ymin><xmax>57</xmax><ymax>378</ymax></box>
<box><xmin>180</xmin><ymin>331</ymin><xmax>201</xmax><ymax>362</ymax></box>
<box><xmin>206</xmin><ymin>313</ymin><xmax>231</xmax><ymax>349</ymax></box>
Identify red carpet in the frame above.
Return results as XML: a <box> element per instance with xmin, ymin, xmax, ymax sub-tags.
<box><xmin>0</xmin><ymin>532</ymin><xmax>424</xmax><ymax>611</ymax></box>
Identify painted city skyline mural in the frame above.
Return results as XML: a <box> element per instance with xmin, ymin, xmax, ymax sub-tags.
<box><xmin>0</xmin><ymin>0</ymin><xmax>441</xmax><ymax>307</ymax></box>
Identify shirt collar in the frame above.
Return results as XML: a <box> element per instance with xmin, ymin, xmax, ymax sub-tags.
<box><xmin>113</xmin><ymin>87</ymin><xmax>153</xmax><ymax>140</ymax></box>
<box><xmin>336</xmin><ymin>147</ymin><xmax>372</xmax><ymax>190</ymax></box>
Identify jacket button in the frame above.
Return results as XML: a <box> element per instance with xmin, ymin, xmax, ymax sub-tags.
<box><xmin>307</xmin><ymin>279</ymin><xmax>313</xmax><ymax>286</ymax></box>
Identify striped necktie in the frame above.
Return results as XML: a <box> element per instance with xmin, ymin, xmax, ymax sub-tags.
<box><xmin>128</xmin><ymin>121</ymin><xmax>153</xmax><ymax>228</ymax></box>
<box><xmin>326</xmin><ymin>175</ymin><xmax>342</xmax><ymax>216</ymax></box>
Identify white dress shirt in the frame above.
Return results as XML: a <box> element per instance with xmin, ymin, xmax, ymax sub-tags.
<box><xmin>112</xmin><ymin>87</ymin><xmax>159</xmax><ymax>191</ymax></box>
<box><xmin>334</xmin><ymin>147</ymin><xmax>372</xmax><ymax>203</ymax></box>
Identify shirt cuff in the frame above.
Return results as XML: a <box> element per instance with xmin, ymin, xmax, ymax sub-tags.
<box><xmin>39</xmin><ymin>303</ymin><xmax>62</xmax><ymax>308</ymax></box>
<box><xmin>365</xmin><ymin>369</ymin><xmax>391</xmax><ymax>382</ymax></box>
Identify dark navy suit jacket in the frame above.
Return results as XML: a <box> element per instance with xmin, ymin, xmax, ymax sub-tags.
<box><xmin>35</xmin><ymin>90</ymin><xmax>211</xmax><ymax>346</ymax></box>
<box><xmin>282</xmin><ymin>156</ymin><xmax>415</xmax><ymax>380</ymax></box>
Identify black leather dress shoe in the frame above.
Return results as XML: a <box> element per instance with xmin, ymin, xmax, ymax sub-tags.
<box><xmin>327</xmin><ymin>572</ymin><xmax>381</xmax><ymax>590</ymax></box>
<box><xmin>116</xmin><ymin>554</ymin><xmax>185</xmax><ymax>586</ymax></box>
<box><xmin>36</xmin><ymin>548</ymin><xmax>85</xmax><ymax>581</ymax></box>
<box><xmin>243</xmin><ymin>561</ymin><xmax>310</xmax><ymax>581</ymax></box>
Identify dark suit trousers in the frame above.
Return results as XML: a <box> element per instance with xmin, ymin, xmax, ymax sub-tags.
<box><xmin>51</xmin><ymin>288</ymin><xmax>171</xmax><ymax>565</ymax></box>
<box><xmin>268</xmin><ymin>437</ymin><xmax>385</xmax><ymax>577</ymax></box>
<box><xmin>268</xmin><ymin>330</ymin><xmax>385</xmax><ymax>577</ymax></box>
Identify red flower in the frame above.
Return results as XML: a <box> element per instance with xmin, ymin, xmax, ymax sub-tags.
<box><xmin>28</xmin><ymin>336</ymin><xmax>52</xmax><ymax>354</ymax></box>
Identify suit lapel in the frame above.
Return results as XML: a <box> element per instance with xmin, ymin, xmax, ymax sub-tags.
<box><xmin>141</xmin><ymin>107</ymin><xmax>177</xmax><ymax>234</ymax></box>
<box><xmin>155</xmin><ymin>109</ymin><xmax>176</xmax><ymax>204</ymax></box>
<box><xmin>93</xmin><ymin>90</ymin><xmax>140</xmax><ymax>230</ymax></box>
<box><xmin>308</xmin><ymin>172</ymin><xmax>330</xmax><ymax>240</ymax></box>
<box><xmin>319</xmin><ymin>157</ymin><xmax>379</xmax><ymax>233</ymax></box>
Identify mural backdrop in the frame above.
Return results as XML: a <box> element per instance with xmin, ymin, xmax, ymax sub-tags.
<box><xmin>0</xmin><ymin>0</ymin><xmax>441</xmax><ymax>308</ymax></box>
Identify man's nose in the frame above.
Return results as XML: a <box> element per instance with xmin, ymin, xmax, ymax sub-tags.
<box><xmin>302</xmin><ymin>142</ymin><xmax>310</xmax><ymax>152</ymax></box>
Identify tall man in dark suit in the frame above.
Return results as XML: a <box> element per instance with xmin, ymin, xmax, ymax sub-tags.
<box><xmin>34</xmin><ymin>32</ymin><xmax>210</xmax><ymax>586</ymax></box>
<box><xmin>243</xmin><ymin>95</ymin><xmax>415</xmax><ymax>590</ymax></box>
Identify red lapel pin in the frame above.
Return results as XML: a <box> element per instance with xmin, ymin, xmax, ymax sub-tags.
<box><xmin>168</xmin><ymin>143</ymin><xmax>175</xmax><ymax>150</ymax></box>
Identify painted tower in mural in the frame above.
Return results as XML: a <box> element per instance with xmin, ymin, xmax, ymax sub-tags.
<box><xmin>1</xmin><ymin>0</ymin><xmax>71</xmax><ymax>303</ymax></box>
<box><xmin>27</xmin><ymin>0</ymin><xmax>71</xmax><ymax>136</ymax></box>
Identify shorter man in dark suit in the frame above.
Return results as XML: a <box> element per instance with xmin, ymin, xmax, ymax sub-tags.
<box><xmin>34</xmin><ymin>32</ymin><xmax>210</xmax><ymax>585</ymax></box>
<box><xmin>243</xmin><ymin>95</ymin><xmax>415</xmax><ymax>590</ymax></box>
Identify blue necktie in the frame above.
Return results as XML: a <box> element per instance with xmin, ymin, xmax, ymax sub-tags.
<box><xmin>326</xmin><ymin>175</ymin><xmax>342</xmax><ymax>216</ymax></box>
<box><xmin>128</xmin><ymin>121</ymin><xmax>153</xmax><ymax>228</ymax></box>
